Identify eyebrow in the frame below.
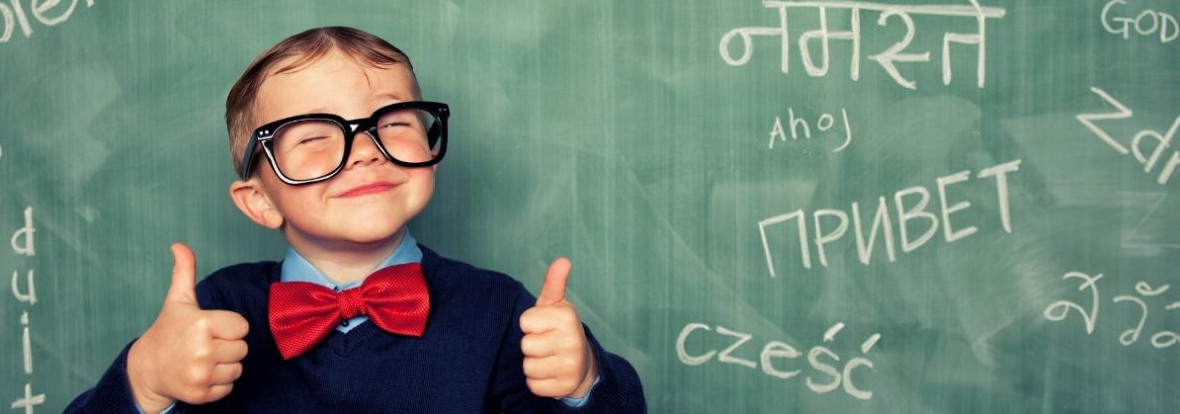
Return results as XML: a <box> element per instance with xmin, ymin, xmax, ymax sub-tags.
<box><xmin>376</xmin><ymin>93</ymin><xmax>410</xmax><ymax>103</ymax></box>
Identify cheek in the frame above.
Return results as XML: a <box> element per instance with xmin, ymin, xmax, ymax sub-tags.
<box><xmin>261</xmin><ymin>172</ymin><xmax>325</xmax><ymax>214</ymax></box>
<box><xmin>411</xmin><ymin>170</ymin><xmax>436</xmax><ymax>204</ymax></box>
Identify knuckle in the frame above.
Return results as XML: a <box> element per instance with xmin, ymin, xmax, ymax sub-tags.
<box><xmin>191</xmin><ymin>342</ymin><xmax>212</xmax><ymax>360</ymax></box>
<box><xmin>522</xmin><ymin>358</ymin><xmax>537</xmax><ymax>376</ymax></box>
<box><xmin>236</xmin><ymin>316</ymin><xmax>251</xmax><ymax>334</ymax></box>
<box><xmin>185</xmin><ymin>365</ymin><xmax>212</xmax><ymax>386</ymax></box>
<box><xmin>180</xmin><ymin>387</ymin><xmax>209</xmax><ymax>404</ymax></box>
<box><xmin>560</xmin><ymin>356</ymin><xmax>580</xmax><ymax>372</ymax></box>
<box><xmin>561</xmin><ymin>311</ymin><xmax>580</xmax><ymax>326</ymax></box>
<box><xmin>208</xmin><ymin>386</ymin><xmax>233</xmax><ymax>402</ymax></box>
<box><xmin>237</xmin><ymin>341</ymin><xmax>251</xmax><ymax>360</ymax></box>
<box><xmin>527</xmin><ymin>380</ymin><xmax>556</xmax><ymax>397</ymax></box>
<box><xmin>193</xmin><ymin>316</ymin><xmax>210</xmax><ymax>332</ymax></box>
<box><xmin>558</xmin><ymin>378</ymin><xmax>578</xmax><ymax>395</ymax></box>
<box><xmin>561</xmin><ymin>336</ymin><xmax>582</xmax><ymax>352</ymax></box>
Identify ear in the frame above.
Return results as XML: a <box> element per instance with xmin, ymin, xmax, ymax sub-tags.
<box><xmin>229</xmin><ymin>179</ymin><xmax>285</xmax><ymax>230</ymax></box>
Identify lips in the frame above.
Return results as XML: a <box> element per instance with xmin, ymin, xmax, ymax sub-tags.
<box><xmin>337</xmin><ymin>182</ymin><xmax>400</xmax><ymax>198</ymax></box>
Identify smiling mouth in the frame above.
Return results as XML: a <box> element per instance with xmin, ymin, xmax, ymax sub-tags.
<box><xmin>338</xmin><ymin>182</ymin><xmax>399</xmax><ymax>198</ymax></box>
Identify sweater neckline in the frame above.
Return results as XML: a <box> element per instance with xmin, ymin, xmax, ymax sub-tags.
<box><xmin>264</xmin><ymin>244</ymin><xmax>443</xmax><ymax>356</ymax></box>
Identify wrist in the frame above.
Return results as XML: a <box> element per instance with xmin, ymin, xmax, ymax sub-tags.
<box><xmin>567</xmin><ymin>352</ymin><xmax>599</xmax><ymax>399</ymax></box>
<box><xmin>127</xmin><ymin>340</ymin><xmax>175</xmax><ymax>413</ymax></box>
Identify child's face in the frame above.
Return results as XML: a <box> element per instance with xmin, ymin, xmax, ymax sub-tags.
<box><xmin>237</xmin><ymin>50</ymin><xmax>434</xmax><ymax>252</ymax></box>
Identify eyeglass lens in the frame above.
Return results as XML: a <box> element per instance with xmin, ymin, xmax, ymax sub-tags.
<box><xmin>270</xmin><ymin>108</ymin><xmax>441</xmax><ymax>181</ymax></box>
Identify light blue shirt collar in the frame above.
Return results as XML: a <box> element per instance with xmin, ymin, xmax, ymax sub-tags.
<box><xmin>279</xmin><ymin>231</ymin><xmax>422</xmax><ymax>332</ymax></box>
<box><xmin>281</xmin><ymin>231</ymin><xmax>422</xmax><ymax>286</ymax></box>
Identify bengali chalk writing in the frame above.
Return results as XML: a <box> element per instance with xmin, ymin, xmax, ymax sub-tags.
<box><xmin>719</xmin><ymin>0</ymin><xmax>1006</xmax><ymax>89</ymax></box>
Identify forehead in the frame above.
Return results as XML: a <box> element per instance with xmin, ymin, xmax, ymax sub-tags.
<box><xmin>254</xmin><ymin>50</ymin><xmax>417</xmax><ymax>125</ymax></box>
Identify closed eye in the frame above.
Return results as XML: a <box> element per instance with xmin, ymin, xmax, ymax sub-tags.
<box><xmin>379</xmin><ymin>121</ymin><xmax>412</xmax><ymax>130</ymax></box>
<box><xmin>298</xmin><ymin>136</ymin><xmax>329</xmax><ymax>145</ymax></box>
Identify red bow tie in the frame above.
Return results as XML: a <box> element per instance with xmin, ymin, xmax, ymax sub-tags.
<box><xmin>268</xmin><ymin>263</ymin><xmax>431</xmax><ymax>360</ymax></box>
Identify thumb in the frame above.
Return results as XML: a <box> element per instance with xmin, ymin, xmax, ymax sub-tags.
<box><xmin>536</xmin><ymin>257</ymin><xmax>571</xmax><ymax>306</ymax></box>
<box><xmin>165</xmin><ymin>242</ymin><xmax>198</xmax><ymax>305</ymax></box>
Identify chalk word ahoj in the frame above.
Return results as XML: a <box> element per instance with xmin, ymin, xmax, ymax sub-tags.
<box><xmin>719</xmin><ymin>0</ymin><xmax>1006</xmax><ymax>90</ymax></box>
<box><xmin>1102</xmin><ymin>0</ymin><xmax>1178</xmax><ymax>43</ymax></box>
<box><xmin>677</xmin><ymin>321</ymin><xmax>882</xmax><ymax>400</ymax></box>
<box><xmin>1</xmin><ymin>0</ymin><xmax>94</xmax><ymax>43</ymax></box>
<box><xmin>1077</xmin><ymin>87</ymin><xmax>1180</xmax><ymax>186</ymax></box>
<box><xmin>759</xmin><ymin>159</ymin><xmax>1021</xmax><ymax>277</ymax></box>
<box><xmin>768</xmin><ymin>107</ymin><xmax>853</xmax><ymax>152</ymax></box>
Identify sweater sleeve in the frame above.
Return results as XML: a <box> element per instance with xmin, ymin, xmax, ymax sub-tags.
<box><xmin>63</xmin><ymin>340</ymin><xmax>145</xmax><ymax>413</ymax></box>
<box><xmin>488</xmin><ymin>283</ymin><xmax>647</xmax><ymax>413</ymax></box>
<box><xmin>562</xmin><ymin>325</ymin><xmax>647</xmax><ymax>413</ymax></box>
<box><xmin>64</xmin><ymin>274</ymin><xmax>236</xmax><ymax>414</ymax></box>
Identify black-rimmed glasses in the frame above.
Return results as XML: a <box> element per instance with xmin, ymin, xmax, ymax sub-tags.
<box><xmin>240</xmin><ymin>101</ymin><xmax>449</xmax><ymax>185</ymax></box>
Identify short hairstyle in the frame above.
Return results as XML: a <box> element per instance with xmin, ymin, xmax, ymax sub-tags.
<box><xmin>224</xmin><ymin>26</ymin><xmax>422</xmax><ymax>177</ymax></box>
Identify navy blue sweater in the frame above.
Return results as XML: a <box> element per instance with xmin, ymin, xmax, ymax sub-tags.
<box><xmin>65</xmin><ymin>245</ymin><xmax>646</xmax><ymax>413</ymax></box>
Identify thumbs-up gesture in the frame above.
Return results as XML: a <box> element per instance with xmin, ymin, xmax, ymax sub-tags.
<box><xmin>126</xmin><ymin>243</ymin><xmax>250</xmax><ymax>413</ymax></box>
<box><xmin>519</xmin><ymin>258</ymin><xmax>598</xmax><ymax>399</ymax></box>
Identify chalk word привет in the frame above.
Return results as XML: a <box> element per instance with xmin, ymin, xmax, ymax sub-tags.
<box><xmin>1102</xmin><ymin>0</ymin><xmax>1178</xmax><ymax>44</ymax></box>
<box><xmin>768</xmin><ymin>107</ymin><xmax>853</xmax><ymax>152</ymax></box>
<box><xmin>1077</xmin><ymin>87</ymin><xmax>1180</xmax><ymax>186</ymax></box>
<box><xmin>719</xmin><ymin>0</ymin><xmax>1006</xmax><ymax>90</ymax></box>
<box><xmin>758</xmin><ymin>159</ymin><xmax>1021</xmax><ymax>277</ymax></box>
<box><xmin>677</xmin><ymin>321</ymin><xmax>882</xmax><ymax>400</ymax></box>
<box><xmin>1044</xmin><ymin>271</ymin><xmax>1180</xmax><ymax>352</ymax></box>
<box><xmin>1</xmin><ymin>0</ymin><xmax>94</xmax><ymax>44</ymax></box>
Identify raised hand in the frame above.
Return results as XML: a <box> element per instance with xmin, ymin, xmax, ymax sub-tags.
<box><xmin>519</xmin><ymin>257</ymin><xmax>598</xmax><ymax>399</ymax></box>
<box><xmin>126</xmin><ymin>243</ymin><xmax>250</xmax><ymax>413</ymax></box>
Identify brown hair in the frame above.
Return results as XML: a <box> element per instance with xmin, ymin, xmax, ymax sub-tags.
<box><xmin>224</xmin><ymin>26</ymin><xmax>422</xmax><ymax>176</ymax></box>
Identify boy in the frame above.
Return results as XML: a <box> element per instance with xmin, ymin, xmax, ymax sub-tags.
<box><xmin>65</xmin><ymin>27</ymin><xmax>645</xmax><ymax>413</ymax></box>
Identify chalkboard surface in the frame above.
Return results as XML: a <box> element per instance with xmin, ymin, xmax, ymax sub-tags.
<box><xmin>2</xmin><ymin>1</ymin><xmax>1178</xmax><ymax>412</ymax></box>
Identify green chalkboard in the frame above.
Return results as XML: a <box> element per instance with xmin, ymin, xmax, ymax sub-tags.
<box><xmin>2</xmin><ymin>0</ymin><xmax>1179</xmax><ymax>412</ymax></box>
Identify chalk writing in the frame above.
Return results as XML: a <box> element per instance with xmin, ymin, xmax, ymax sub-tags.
<box><xmin>677</xmin><ymin>321</ymin><xmax>881</xmax><ymax>400</ymax></box>
<box><xmin>0</xmin><ymin>0</ymin><xmax>95</xmax><ymax>44</ymax></box>
<box><xmin>1077</xmin><ymin>87</ymin><xmax>1180</xmax><ymax>186</ymax></box>
<box><xmin>1043</xmin><ymin>271</ymin><xmax>1102</xmax><ymax>334</ymax></box>
<box><xmin>1101</xmin><ymin>0</ymin><xmax>1178</xmax><ymax>44</ymax></box>
<box><xmin>768</xmin><ymin>107</ymin><xmax>853</xmax><ymax>152</ymax></box>
<box><xmin>8</xmin><ymin>207</ymin><xmax>43</xmax><ymax>413</ymax></box>
<box><xmin>1045</xmin><ymin>272</ymin><xmax>1180</xmax><ymax>352</ymax></box>
<box><xmin>759</xmin><ymin>159</ymin><xmax>1020</xmax><ymax>276</ymax></box>
<box><xmin>719</xmin><ymin>0</ymin><xmax>1006</xmax><ymax>89</ymax></box>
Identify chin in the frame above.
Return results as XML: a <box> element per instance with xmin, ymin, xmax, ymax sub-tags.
<box><xmin>346</xmin><ymin>218</ymin><xmax>411</xmax><ymax>243</ymax></box>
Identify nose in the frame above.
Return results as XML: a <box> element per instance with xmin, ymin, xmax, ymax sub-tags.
<box><xmin>346</xmin><ymin>131</ymin><xmax>386</xmax><ymax>168</ymax></box>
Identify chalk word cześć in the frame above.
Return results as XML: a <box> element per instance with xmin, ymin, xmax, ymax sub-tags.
<box><xmin>677</xmin><ymin>321</ymin><xmax>882</xmax><ymax>400</ymax></box>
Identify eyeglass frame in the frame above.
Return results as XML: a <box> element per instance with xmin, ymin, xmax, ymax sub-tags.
<box><xmin>239</xmin><ymin>101</ymin><xmax>450</xmax><ymax>185</ymax></box>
